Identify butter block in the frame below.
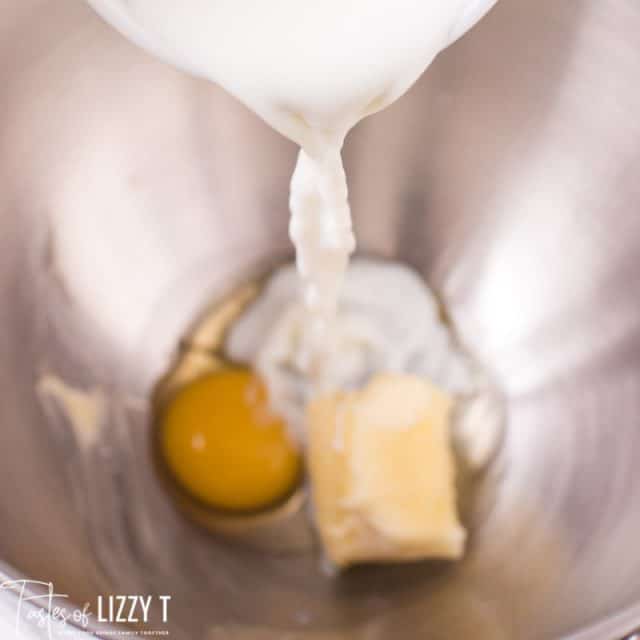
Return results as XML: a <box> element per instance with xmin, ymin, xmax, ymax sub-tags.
<box><xmin>308</xmin><ymin>373</ymin><xmax>466</xmax><ymax>567</ymax></box>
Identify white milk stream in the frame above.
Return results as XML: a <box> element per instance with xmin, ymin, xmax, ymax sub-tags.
<box><xmin>87</xmin><ymin>0</ymin><xmax>498</xmax><ymax>381</ymax></box>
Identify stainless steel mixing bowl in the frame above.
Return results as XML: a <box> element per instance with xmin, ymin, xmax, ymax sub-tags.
<box><xmin>2</xmin><ymin>0</ymin><xmax>640</xmax><ymax>638</ymax></box>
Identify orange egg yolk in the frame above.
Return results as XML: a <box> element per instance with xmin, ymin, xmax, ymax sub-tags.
<box><xmin>161</xmin><ymin>369</ymin><xmax>301</xmax><ymax>512</ymax></box>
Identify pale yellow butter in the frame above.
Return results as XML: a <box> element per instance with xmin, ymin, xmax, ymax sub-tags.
<box><xmin>308</xmin><ymin>373</ymin><xmax>466</xmax><ymax>567</ymax></box>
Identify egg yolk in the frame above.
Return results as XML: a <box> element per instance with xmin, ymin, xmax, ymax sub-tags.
<box><xmin>161</xmin><ymin>369</ymin><xmax>301</xmax><ymax>512</ymax></box>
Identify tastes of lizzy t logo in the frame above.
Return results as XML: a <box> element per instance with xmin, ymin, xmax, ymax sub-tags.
<box><xmin>0</xmin><ymin>580</ymin><xmax>171</xmax><ymax>638</ymax></box>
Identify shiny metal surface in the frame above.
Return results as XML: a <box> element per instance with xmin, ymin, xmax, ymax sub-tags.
<box><xmin>1</xmin><ymin>0</ymin><xmax>640</xmax><ymax>638</ymax></box>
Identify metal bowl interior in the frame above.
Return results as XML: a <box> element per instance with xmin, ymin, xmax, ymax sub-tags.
<box><xmin>1</xmin><ymin>1</ymin><xmax>640</xmax><ymax>639</ymax></box>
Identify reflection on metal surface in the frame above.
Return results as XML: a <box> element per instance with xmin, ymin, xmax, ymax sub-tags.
<box><xmin>37</xmin><ymin>374</ymin><xmax>106</xmax><ymax>450</ymax></box>
<box><xmin>1</xmin><ymin>0</ymin><xmax>640</xmax><ymax>638</ymax></box>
